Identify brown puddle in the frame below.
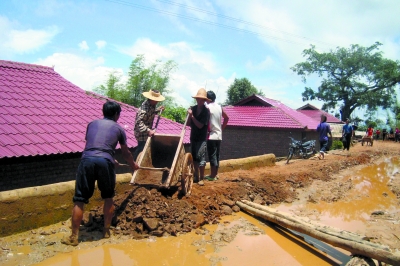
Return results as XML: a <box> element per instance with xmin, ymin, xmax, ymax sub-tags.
<box><xmin>274</xmin><ymin>157</ymin><xmax>400</xmax><ymax>233</ymax></box>
<box><xmin>33</xmin><ymin>212</ymin><xmax>337</xmax><ymax>266</ymax></box>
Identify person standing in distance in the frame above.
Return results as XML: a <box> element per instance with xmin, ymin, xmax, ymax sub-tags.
<box><xmin>205</xmin><ymin>91</ymin><xmax>229</xmax><ymax>181</ymax></box>
<box><xmin>342</xmin><ymin>118</ymin><xmax>353</xmax><ymax>151</ymax></box>
<box><xmin>133</xmin><ymin>89</ymin><xmax>165</xmax><ymax>160</ymax></box>
<box><xmin>187</xmin><ymin>88</ymin><xmax>210</xmax><ymax>186</ymax></box>
<box><xmin>62</xmin><ymin>101</ymin><xmax>139</xmax><ymax>246</ymax></box>
<box><xmin>316</xmin><ymin>114</ymin><xmax>332</xmax><ymax>160</ymax></box>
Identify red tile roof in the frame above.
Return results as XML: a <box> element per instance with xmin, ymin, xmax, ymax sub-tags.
<box><xmin>228</xmin><ymin>95</ymin><xmax>320</xmax><ymax>129</ymax></box>
<box><xmin>0</xmin><ymin>60</ymin><xmax>189</xmax><ymax>159</ymax></box>
<box><xmin>224</xmin><ymin>106</ymin><xmax>306</xmax><ymax>128</ymax></box>
<box><xmin>297</xmin><ymin>109</ymin><xmax>343</xmax><ymax>124</ymax></box>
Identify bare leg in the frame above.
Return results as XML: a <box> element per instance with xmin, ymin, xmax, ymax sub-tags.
<box><xmin>193</xmin><ymin>161</ymin><xmax>199</xmax><ymax>181</ymax></box>
<box><xmin>71</xmin><ymin>202</ymin><xmax>84</xmax><ymax>236</ymax></box>
<box><xmin>62</xmin><ymin>201</ymin><xmax>83</xmax><ymax>245</ymax></box>
<box><xmin>210</xmin><ymin>165</ymin><xmax>218</xmax><ymax>178</ymax></box>
<box><xmin>199</xmin><ymin>165</ymin><xmax>205</xmax><ymax>180</ymax></box>
<box><xmin>103</xmin><ymin>198</ymin><xmax>114</xmax><ymax>238</ymax></box>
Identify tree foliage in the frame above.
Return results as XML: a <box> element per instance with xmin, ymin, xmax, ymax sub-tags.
<box><xmin>390</xmin><ymin>98</ymin><xmax>400</xmax><ymax>127</ymax></box>
<box><xmin>225</xmin><ymin>78</ymin><xmax>264</xmax><ymax>105</ymax></box>
<box><xmin>291</xmin><ymin>42</ymin><xmax>400</xmax><ymax>121</ymax></box>
<box><xmin>162</xmin><ymin>105</ymin><xmax>187</xmax><ymax>124</ymax></box>
<box><xmin>94</xmin><ymin>54</ymin><xmax>178</xmax><ymax>108</ymax></box>
<box><xmin>125</xmin><ymin>55</ymin><xmax>177</xmax><ymax>107</ymax></box>
<box><xmin>93</xmin><ymin>71</ymin><xmax>124</xmax><ymax>100</ymax></box>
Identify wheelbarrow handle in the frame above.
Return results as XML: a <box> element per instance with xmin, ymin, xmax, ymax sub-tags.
<box><xmin>153</xmin><ymin>109</ymin><xmax>163</xmax><ymax>131</ymax></box>
<box><xmin>139</xmin><ymin>166</ymin><xmax>170</xmax><ymax>172</ymax></box>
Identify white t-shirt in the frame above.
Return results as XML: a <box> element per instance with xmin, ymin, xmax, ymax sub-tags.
<box><xmin>207</xmin><ymin>102</ymin><xmax>223</xmax><ymax>140</ymax></box>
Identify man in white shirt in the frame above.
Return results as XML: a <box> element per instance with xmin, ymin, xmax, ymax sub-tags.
<box><xmin>205</xmin><ymin>91</ymin><xmax>229</xmax><ymax>181</ymax></box>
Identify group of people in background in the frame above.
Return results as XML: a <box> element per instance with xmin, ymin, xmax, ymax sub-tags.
<box><xmin>62</xmin><ymin>88</ymin><xmax>229</xmax><ymax>246</ymax></box>
<box><xmin>316</xmin><ymin>114</ymin><xmax>400</xmax><ymax>162</ymax></box>
<box><xmin>362</xmin><ymin>125</ymin><xmax>400</xmax><ymax>142</ymax></box>
<box><xmin>317</xmin><ymin>115</ymin><xmax>355</xmax><ymax>160</ymax></box>
<box><xmin>372</xmin><ymin>127</ymin><xmax>399</xmax><ymax>142</ymax></box>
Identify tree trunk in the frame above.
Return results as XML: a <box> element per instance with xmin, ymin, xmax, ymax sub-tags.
<box><xmin>236</xmin><ymin>200</ymin><xmax>400</xmax><ymax>266</ymax></box>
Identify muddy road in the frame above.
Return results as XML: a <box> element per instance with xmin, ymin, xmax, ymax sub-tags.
<box><xmin>1</xmin><ymin>141</ymin><xmax>400</xmax><ymax>265</ymax></box>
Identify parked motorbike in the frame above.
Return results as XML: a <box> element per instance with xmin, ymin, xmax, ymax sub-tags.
<box><xmin>286</xmin><ymin>137</ymin><xmax>316</xmax><ymax>164</ymax></box>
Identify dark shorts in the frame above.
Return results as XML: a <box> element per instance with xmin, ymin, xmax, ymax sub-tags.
<box><xmin>207</xmin><ymin>140</ymin><xmax>221</xmax><ymax>167</ymax></box>
<box><xmin>191</xmin><ymin>140</ymin><xmax>207</xmax><ymax>166</ymax></box>
<box><xmin>73</xmin><ymin>157</ymin><xmax>116</xmax><ymax>204</ymax></box>
<box><xmin>319</xmin><ymin>140</ymin><xmax>329</xmax><ymax>152</ymax></box>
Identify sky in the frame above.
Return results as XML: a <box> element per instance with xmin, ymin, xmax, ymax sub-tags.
<box><xmin>1</xmin><ymin>0</ymin><xmax>400</xmax><ymax>113</ymax></box>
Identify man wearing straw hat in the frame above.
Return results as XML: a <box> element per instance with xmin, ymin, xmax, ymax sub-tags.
<box><xmin>187</xmin><ymin>88</ymin><xmax>210</xmax><ymax>186</ymax></box>
<box><xmin>133</xmin><ymin>89</ymin><xmax>165</xmax><ymax>160</ymax></box>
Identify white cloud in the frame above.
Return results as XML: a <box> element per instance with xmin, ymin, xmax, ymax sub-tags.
<box><xmin>246</xmin><ymin>56</ymin><xmax>274</xmax><ymax>71</ymax></box>
<box><xmin>117</xmin><ymin>38</ymin><xmax>225</xmax><ymax>106</ymax></box>
<box><xmin>35</xmin><ymin>53</ymin><xmax>123</xmax><ymax>91</ymax></box>
<box><xmin>96</xmin><ymin>40</ymin><xmax>106</xmax><ymax>50</ymax></box>
<box><xmin>213</xmin><ymin>0</ymin><xmax>400</xmax><ymax>72</ymax></box>
<box><xmin>0</xmin><ymin>16</ymin><xmax>59</xmax><ymax>56</ymax></box>
<box><xmin>79</xmin><ymin>41</ymin><xmax>89</xmax><ymax>51</ymax></box>
<box><xmin>118</xmin><ymin>38</ymin><xmax>174</xmax><ymax>63</ymax></box>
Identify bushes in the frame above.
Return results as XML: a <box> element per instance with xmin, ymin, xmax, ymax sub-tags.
<box><xmin>331</xmin><ymin>139</ymin><xmax>344</xmax><ymax>150</ymax></box>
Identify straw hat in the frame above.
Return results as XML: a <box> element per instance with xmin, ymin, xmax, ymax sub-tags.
<box><xmin>142</xmin><ymin>89</ymin><xmax>165</xmax><ymax>101</ymax></box>
<box><xmin>192</xmin><ymin>88</ymin><xmax>210</xmax><ymax>100</ymax></box>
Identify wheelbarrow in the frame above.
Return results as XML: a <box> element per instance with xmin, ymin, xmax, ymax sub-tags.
<box><xmin>361</xmin><ymin>135</ymin><xmax>373</xmax><ymax>146</ymax></box>
<box><xmin>130</xmin><ymin>115</ymin><xmax>194</xmax><ymax>195</ymax></box>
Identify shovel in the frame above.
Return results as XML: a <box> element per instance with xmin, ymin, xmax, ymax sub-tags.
<box><xmin>152</xmin><ymin>108</ymin><xmax>163</xmax><ymax>133</ymax></box>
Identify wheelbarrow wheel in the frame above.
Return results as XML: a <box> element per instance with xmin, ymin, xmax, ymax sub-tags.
<box><xmin>181</xmin><ymin>153</ymin><xmax>194</xmax><ymax>195</ymax></box>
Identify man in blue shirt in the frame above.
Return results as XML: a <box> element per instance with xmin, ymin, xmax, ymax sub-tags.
<box><xmin>62</xmin><ymin>101</ymin><xmax>139</xmax><ymax>246</ymax></box>
<box><xmin>342</xmin><ymin>118</ymin><xmax>353</xmax><ymax>151</ymax></box>
<box><xmin>316</xmin><ymin>114</ymin><xmax>332</xmax><ymax>159</ymax></box>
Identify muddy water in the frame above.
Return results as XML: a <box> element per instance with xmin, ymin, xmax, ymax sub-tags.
<box><xmin>275</xmin><ymin>156</ymin><xmax>400</xmax><ymax>234</ymax></box>
<box><xmin>34</xmin><ymin>212</ymin><xmax>336</xmax><ymax>266</ymax></box>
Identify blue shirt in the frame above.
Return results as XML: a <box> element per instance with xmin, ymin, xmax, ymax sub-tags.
<box><xmin>316</xmin><ymin>122</ymin><xmax>331</xmax><ymax>142</ymax></box>
<box><xmin>82</xmin><ymin>118</ymin><xmax>127</xmax><ymax>162</ymax></box>
<box><xmin>343</xmin><ymin>124</ymin><xmax>353</xmax><ymax>134</ymax></box>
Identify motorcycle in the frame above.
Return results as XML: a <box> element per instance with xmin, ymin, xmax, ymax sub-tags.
<box><xmin>286</xmin><ymin>136</ymin><xmax>316</xmax><ymax>164</ymax></box>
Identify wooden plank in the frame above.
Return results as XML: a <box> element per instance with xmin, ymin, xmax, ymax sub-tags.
<box><xmin>236</xmin><ymin>200</ymin><xmax>400</xmax><ymax>265</ymax></box>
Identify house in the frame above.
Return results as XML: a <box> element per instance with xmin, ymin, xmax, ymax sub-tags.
<box><xmin>220</xmin><ymin>95</ymin><xmax>322</xmax><ymax>159</ymax></box>
<box><xmin>297</xmin><ymin>103</ymin><xmax>344</xmax><ymax>138</ymax></box>
<box><xmin>0</xmin><ymin>60</ymin><xmax>189</xmax><ymax>192</ymax></box>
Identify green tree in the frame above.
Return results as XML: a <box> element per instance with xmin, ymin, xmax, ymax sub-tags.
<box><xmin>95</xmin><ymin>55</ymin><xmax>178</xmax><ymax>108</ymax></box>
<box><xmin>389</xmin><ymin>96</ymin><xmax>400</xmax><ymax>128</ymax></box>
<box><xmin>291</xmin><ymin>42</ymin><xmax>400</xmax><ymax>121</ymax></box>
<box><xmin>162</xmin><ymin>105</ymin><xmax>187</xmax><ymax>124</ymax></box>
<box><xmin>225</xmin><ymin>78</ymin><xmax>264</xmax><ymax>105</ymax></box>
<box><xmin>126</xmin><ymin>55</ymin><xmax>178</xmax><ymax>107</ymax></box>
<box><xmin>93</xmin><ymin>71</ymin><xmax>124</xmax><ymax>100</ymax></box>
